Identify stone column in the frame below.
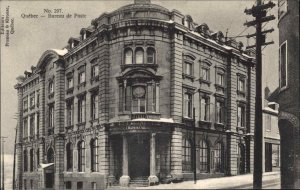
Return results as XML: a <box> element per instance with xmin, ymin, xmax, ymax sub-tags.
<box><xmin>120</xmin><ymin>135</ymin><xmax>130</xmax><ymax>186</ymax></box>
<box><xmin>108</xmin><ymin>139</ymin><xmax>116</xmax><ymax>185</ymax></box>
<box><xmin>148</xmin><ymin>133</ymin><xmax>159</xmax><ymax>185</ymax></box>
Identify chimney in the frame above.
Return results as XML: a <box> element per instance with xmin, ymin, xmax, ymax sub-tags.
<box><xmin>134</xmin><ymin>0</ymin><xmax>151</xmax><ymax>4</ymax></box>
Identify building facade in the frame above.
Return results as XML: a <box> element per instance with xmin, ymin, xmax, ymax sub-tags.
<box><xmin>263</xmin><ymin>88</ymin><xmax>280</xmax><ymax>173</ymax></box>
<box><xmin>14</xmin><ymin>0</ymin><xmax>256</xmax><ymax>189</ymax></box>
<box><xmin>268</xmin><ymin>0</ymin><xmax>300</xmax><ymax>188</ymax></box>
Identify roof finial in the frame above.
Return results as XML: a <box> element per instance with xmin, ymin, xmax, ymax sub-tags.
<box><xmin>134</xmin><ymin>0</ymin><xmax>151</xmax><ymax>4</ymax></box>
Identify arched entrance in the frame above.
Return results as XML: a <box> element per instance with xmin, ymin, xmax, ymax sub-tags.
<box><xmin>128</xmin><ymin>134</ymin><xmax>150</xmax><ymax>178</ymax></box>
<box><xmin>45</xmin><ymin>147</ymin><xmax>55</xmax><ymax>188</ymax></box>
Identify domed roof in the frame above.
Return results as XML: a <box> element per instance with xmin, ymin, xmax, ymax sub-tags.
<box><xmin>116</xmin><ymin>2</ymin><xmax>169</xmax><ymax>13</ymax></box>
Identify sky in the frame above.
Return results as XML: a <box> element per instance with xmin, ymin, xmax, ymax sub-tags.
<box><xmin>0</xmin><ymin>0</ymin><xmax>279</xmax><ymax>154</ymax></box>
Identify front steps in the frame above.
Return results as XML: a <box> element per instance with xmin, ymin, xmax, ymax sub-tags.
<box><xmin>129</xmin><ymin>176</ymin><xmax>150</xmax><ymax>187</ymax></box>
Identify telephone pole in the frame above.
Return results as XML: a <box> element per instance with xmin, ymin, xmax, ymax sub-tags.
<box><xmin>244</xmin><ymin>0</ymin><xmax>275</xmax><ymax>189</ymax></box>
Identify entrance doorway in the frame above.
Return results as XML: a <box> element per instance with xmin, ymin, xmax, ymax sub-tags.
<box><xmin>237</xmin><ymin>143</ymin><xmax>245</xmax><ymax>174</ymax></box>
<box><xmin>128</xmin><ymin>134</ymin><xmax>150</xmax><ymax>178</ymax></box>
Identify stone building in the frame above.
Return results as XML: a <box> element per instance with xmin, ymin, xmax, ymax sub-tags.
<box><xmin>14</xmin><ymin>0</ymin><xmax>256</xmax><ymax>189</ymax></box>
<box><xmin>268</xmin><ymin>0</ymin><xmax>300</xmax><ymax>188</ymax></box>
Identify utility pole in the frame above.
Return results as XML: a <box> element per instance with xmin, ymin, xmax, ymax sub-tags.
<box><xmin>13</xmin><ymin>127</ymin><xmax>18</xmax><ymax>190</ymax></box>
<box><xmin>244</xmin><ymin>0</ymin><xmax>275</xmax><ymax>189</ymax></box>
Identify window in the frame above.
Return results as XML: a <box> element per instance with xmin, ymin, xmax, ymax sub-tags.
<box><xmin>30</xmin><ymin>149</ymin><xmax>34</xmax><ymax>172</ymax></box>
<box><xmin>201</xmin><ymin>67</ymin><xmax>209</xmax><ymax>81</ymax></box>
<box><xmin>24</xmin><ymin>150</ymin><xmax>28</xmax><ymax>172</ymax></box>
<box><xmin>49</xmin><ymin>105</ymin><xmax>54</xmax><ymax>129</ymax></box>
<box><xmin>30</xmin><ymin>93</ymin><xmax>35</xmax><ymax>108</ymax></box>
<box><xmin>272</xmin><ymin>144</ymin><xmax>280</xmax><ymax>167</ymax></box>
<box><xmin>23</xmin><ymin>118</ymin><xmax>28</xmax><ymax>138</ymax></box>
<box><xmin>238</xmin><ymin>77</ymin><xmax>245</xmax><ymax>92</ymax></box>
<box><xmin>66</xmin><ymin>143</ymin><xmax>73</xmax><ymax>171</ymax></box>
<box><xmin>132</xmin><ymin>86</ymin><xmax>146</xmax><ymax>112</ymax></box>
<box><xmin>66</xmin><ymin>100</ymin><xmax>74</xmax><ymax>126</ymax></box>
<box><xmin>182</xmin><ymin>138</ymin><xmax>192</xmax><ymax>172</ymax></box>
<box><xmin>279</xmin><ymin>41</ymin><xmax>287</xmax><ymax>88</ymax></box>
<box><xmin>124</xmin><ymin>49</ymin><xmax>133</xmax><ymax>64</ymax></box>
<box><xmin>200</xmin><ymin>97</ymin><xmax>210</xmax><ymax>121</ymax></box>
<box><xmin>36</xmin><ymin>149</ymin><xmax>40</xmax><ymax>167</ymax></box>
<box><xmin>36</xmin><ymin>114</ymin><xmax>39</xmax><ymax>136</ymax></box>
<box><xmin>91</xmin><ymin>138</ymin><xmax>99</xmax><ymax>172</ymax></box>
<box><xmin>78</xmin><ymin>97</ymin><xmax>86</xmax><ymax>123</ymax></box>
<box><xmin>183</xmin><ymin>93</ymin><xmax>192</xmax><ymax>118</ymax></box>
<box><xmin>30</xmin><ymin>115</ymin><xmax>35</xmax><ymax>137</ymax></box>
<box><xmin>91</xmin><ymin>65</ymin><xmax>99</xmax><ymax>78</ymax></box>
<box><xmin>216</xmin><ymin>101</ymin><xmax>225</xmax><ymax>124</ymax></box>
<box><xmin>91</xmin><ymin>93</ymin><xmax>98</xmax><ymax>120</ymax></box>
<box><xmin>135</xmin><ymin>48</ymin><xmax>144</xmax><ymax>64</ymax></box>
<box><xmin>214</xmin><ymin>142</ymin><xmax>224</xmax><ymax>173</ymax></box>
<box><xmin>120</xmin><ymin>82</ymin><xmax>158</xmax><ymax>113</ymax></box>
<box><xmin>185</xmin><ymin>62</ymin><xmax>192</xmax><ymax>75</ymax></box>
<box><xmin>24</xmin><ymin>98</ymin><xmax>28</xmax><ymax>111</ymax></box>
<box><xmin>77</xmin><ymin>182</ymin><xmax>83</xmax><ymax>190</ymax></box>
<box><xmin>91</xmin><ymin>182</ymin><xmax>97</xmax><ymax>190</ymax></box>
<box><xmin>278</xmin><ymin>0</ymin><xmax>287</xmax><ymax>19</ymax></box>
<box><xmin>78</xmin><ymin>71</ymin><xmax>86</xmax><ymax>84</ymax></box>
<box><xmin>47</xmin><ymin>148</ymin><xmax>54</xmax><ymax>163</ymax></box>
<box><xmin>37</xmin><ymin>93</ymin><xmax>40</xmax><ymax>107</ymax></box>
<box><xmin>216</xmin><ymin>72</ymin><xmax>224</xmax><ymax>86</ymax></box>
<box><xmin>265</xmin><ymin>114</ymin><xmax>271</xmax><ymax>131</ymax></box>
<box><xmin>199</xmin><ymin>140</ymin><xmax>209</xmax><ymax>172</ymax></box>
<box><xmin>65</xmin><ymin>181</ymin><xmax>72</xmax><ymax>189</ymax></box>
<box><xmin>147</xmin><ymin>48</ymin><xmax>155</xmax><ymax>64</ymax></box>
<box><xmin>30</xmin><ymin>180</ymin><xmax>33</xmax><ymax>190</ymax></box>
<box><xmin>49</xmin><ymin>81</ymin><xmax>54</xmax><ymax>94</ymax></box>
<box><xmin>67</xmin><ymin>76</ymin><xmax>73</xmax><ymax>89</ymax></box>
<box><xmin>78</xmin><ymin>141</ymin><xmax>85</xmax><ymax>172</ymax></box>
<box><xmin>237</xmin><ymin>105</ymin><xmax>246</xmax><ymax>127</ymax></box>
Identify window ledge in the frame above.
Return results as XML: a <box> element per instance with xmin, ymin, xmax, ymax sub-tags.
<box><xmin>77</xmin><ymin>82</ymin><xmax>86</xmax><ymax>89</ymax></box>
<box><xmin>199</xmin><ymin>78</ymin><xmax>211</xmax><ymax>85</ymax></box>
<box><xmin>66</xmin><ymin>87</ymin><xmax>74</xmax><ymax>94</ymax></box>
<box><xmin>48</xmin><ymin>93</ymin><xmax>54</xmax><ymax>99</ymax></box>
<box><xmin>215</xmin><ymin>84</ymin><xmax>225</xmax><ymax>90</ymax></box>
<box><xmin>90</xmin><ymin>76</ymin><xmax>99</xmax><ymax>84</ymax></box>
<box><xmin>237</xmin><ymin>90</ymin><xmax>246</xmax><ymax>96</ymax></box>
<box><xmin>182</xmin><ymin>73</ymin><xmax>195</xmax><ymax>81</ymax></box>
<box><xmin>121</xmin><ymin>63</ymin><xmax>158</xmax><ymax>71</ymax></box>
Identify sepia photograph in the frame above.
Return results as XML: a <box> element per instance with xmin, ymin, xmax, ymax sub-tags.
<box><xmin>0</xmin><ymin>0</ymin><xmax>299</xmax><ymax>189</ymax></box>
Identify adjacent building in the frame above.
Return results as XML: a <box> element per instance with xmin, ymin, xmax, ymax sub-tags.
<box><xmin>268</xmin><ymin>0</ymin><xmax>300</xmax><ymax>188</ymax></box>
<box><xmin>14</xmin><ymin>0</ymin><xmax>257</xmax><ymax>189</ymax></box>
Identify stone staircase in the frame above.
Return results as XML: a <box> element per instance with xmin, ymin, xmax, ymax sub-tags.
<box><xmin>129</xmin><ymin>176</ymin><xmax>149</xmax><ymax>187</ymax></box>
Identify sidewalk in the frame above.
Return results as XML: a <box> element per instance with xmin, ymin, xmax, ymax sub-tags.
<box><xmin>138</xmin><ymin>172</ymin><xmax>280</xmax><ymax>189</ymax></box>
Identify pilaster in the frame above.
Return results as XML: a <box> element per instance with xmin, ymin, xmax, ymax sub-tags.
<box><xmin>170</xmin><ymin>128</ymin><xmax>183</xmax><ymax>181</ymax></box>
<box><xmin>170</xmin><ymin>31</ymin><xmax>183</xmax><ymax>123</ymax></box>
<box><xmin>120</xmin><ymin>134</ymin><xmax>130</xmax><ymax>187</ymax></box>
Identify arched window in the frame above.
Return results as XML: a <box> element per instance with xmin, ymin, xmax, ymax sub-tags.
<box><xmin>214</xmin><ymin>142</ymin><xmax>224</xmax><ymax>173</ymax></box>
<box><xmin>135</xmin><ymin>48</ymin><xmax>144</xmax><ymax>64</ymax></box>
<box><xmin>30</xmin><ymin>149</ymin><xmax>34</xmax><ymax>172</ymax></box>
<box><xmin>182</xmin><ymin>138</ymin><xmax>192</xmax><ymax>172</ymax></box>
<box><xmin>124</xmin><ymin>49</ymin><xmax>133</xmax><ymax>65</ymax></box>
<box><xmin>78</xmin><ymin>141</ymin><xmax>85</xmax><ymax>172</ymax></box>
<box><xmin>147</xmin><ymin>48</ymin><xmax>155</xmax><ymax>64</ymax></box>
<box><xmin>24</xmin><ymin>150</ymin><xmax>28</xmax><ymax>172</ymax></box>
<box><xmin>47</xmin><ymin>147</ymin><xmax>54</xmax><ymax>163</ymax></box>
<box><xmin>90</xmin><ymin>138</ymin><xmax>99</xmax><ymax>172</ymax></box>
<box><xmin>199</xmin><ymin>140</ymin><xmax>209</xmax><ymax>172</ymax></box>
<box><xmin>66</xmin><ymin>143</ymin><xmax>73</xmax><ymax>171</ymax></box>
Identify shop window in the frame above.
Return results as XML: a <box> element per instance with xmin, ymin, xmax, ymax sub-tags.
<box><xmin>90</xmin><ymin>138</ymin><xmax>99</xmax><ymax>172</ymax></box>
<box><xmin>78</xmin><ymin>141</ymin><xmax>85</xmax><ymax>172</ymax></box>
<box><xmin>66</xmin><ymin>143</ymin><xmax>73</xmax><ymax>171</ymax></box>
<box><xmin>182</xmin><ymin>138</ymin><xmax>192</xmax><ymax>172</ymax></box>
<box><xmin>214</xmin><ymin>142</ymin><xmax>224</xmax><ymax>173</ymax></box>
<box><xmin>199</xmin><ymin>140</ymin><xmax>209</xmax><ymax>172</ymax></box>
